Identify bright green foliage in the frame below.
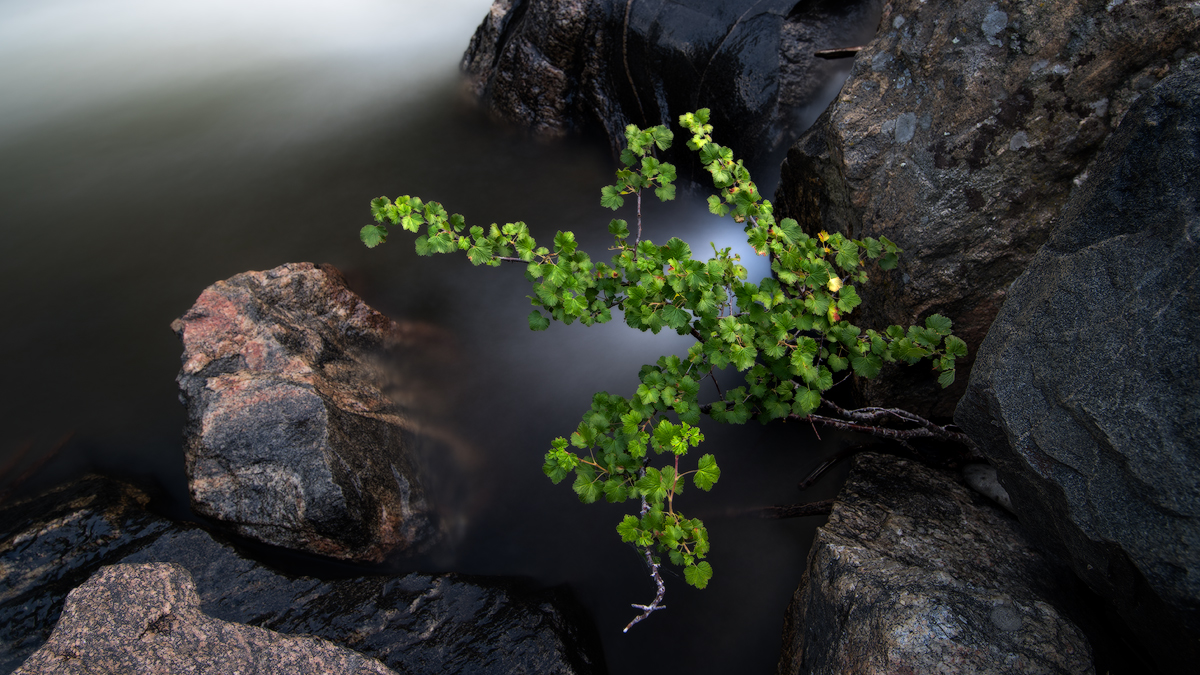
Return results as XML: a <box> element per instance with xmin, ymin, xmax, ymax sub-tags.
<box><xmin>362</xmin><ymin>109</ymin><xmax>964</xmax><ymax>593</ymax></box>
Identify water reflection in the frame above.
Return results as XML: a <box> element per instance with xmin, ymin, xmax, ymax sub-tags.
<box><xmin>0</xmin><ymin>2</ymin><xmax>855</xmax><ymax>674</ymax></box>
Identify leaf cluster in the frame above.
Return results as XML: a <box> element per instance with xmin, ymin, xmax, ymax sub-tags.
<box><xmin>360</xmin><ymin>109</ymin><xmax>966</xmax><ymax>593</ymax></box>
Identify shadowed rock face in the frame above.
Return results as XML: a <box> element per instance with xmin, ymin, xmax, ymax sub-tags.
<box><xmin>774</xmin><ymin>0</ymin><xmax>1200</xmax><ymax>418</ymax></box>
<box><xmin>13</xmin><ymin>563</ymin><xmax>397</xmax><ymax>675</ymax></box>
<box><xmin>172</xmin><ymin>262</ymin><xmax>437</xmax><ymax>562</ymax></box>
<box><xmin>462</xmin><ymin>0</ymin><xmax>884</xmax><ymax>170</ymax></box>
<box><xmin>779</xmin><ymin>453</ymin><xmax>1093</xmax><ymax>675</ymax></box>
<box><xmin>956</xmin><ymin>62</ymin><xmax>1200</xmax><ymax>674</ymax></box>
<box><xmin>0</xmin><ymin>476</ymin><xmax>606</xmax><ymax>675</ymax></box>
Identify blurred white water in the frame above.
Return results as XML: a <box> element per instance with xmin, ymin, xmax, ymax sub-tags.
<box><xmin>0</xmin><ymin>0</ymin><xmax>495</xmax><ymax>145</ymax></box>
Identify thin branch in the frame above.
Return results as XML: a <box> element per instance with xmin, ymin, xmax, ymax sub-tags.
<box><xmin>635</xmin><ymin>189</ymin><xmax>643</xmax><ymax>247</ymax></box>
<box><xmin>624</xmin><ymin>496</ymin><xmax>667</xmax><ymax>633</ymax></box>
<box><xmin>622</xmin><ymin>545</ymin><xmax>666</xmax><ymax>633</ymax></box>
<box><xmin>797</xmin><ymin>444</ymin><xmax>887</xmax><ymax>489</ymax></box>
<box><xmin>817</xmin><ymin>399</ymin><xmax>976</xmax><ymax>448</ymax></box>
<box><xmin>814</xmin><ymin>46</ymin><xmax>865</xmax><ymax>59</ymax></box>
<box><xmin>728</xmin><ymin>499</ymin><xmax>834</xmax><ymax>519</ymax></box>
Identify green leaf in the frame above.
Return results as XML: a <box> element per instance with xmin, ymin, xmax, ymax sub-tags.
<box><xmin>685</xmin><ymin>561</ymin><xmax>713</xmax><ymax>589</ymax></box>
<box><xmin>835</xmin><ymin>243</ymin><xmax>860</xmax><ymax>271</ymax></box>
<box><xmin>850</xmin><ymin>353</ymin><xmax>882</xmax><ymax>379</ymax></box>
<box><xmin>369</xmin><ymin>197</ymin><xmax>391</xmax><ymax>223</ymax></box>
<box><xmin>604</xmin><ymin>479</ymin><xmax>629</xmax><ymax>503</ymax></box>
<box><xmin>827</xmin><ymin>354</ymin><xmax>847</xmax><ymax>372</ymax></box>
<box><xmin>617</xmin><ymin>515</ymin><xmax>641</xmax><ymax>542</ymax></box>
<box><xmin>660</xmin><ymin>305</ymin><xmax>690</xmax><ymax>330</ymax></box>
<box><xmin>360</xmin><ymin>224</ymin><xmax>387</xmax><ymax>248</ymax></box>
<box><xmin>944</xmin><ymin>335</ymin><xmax>968</xmax><ymax>357</ymax></box>
<box><xmin>836</xmin><ymin>285</ymin><xmax>862</xmax><ymax>313</ymax></box>
<box><xmin>553</xmin><ymin>231</ymin><xmax>578</xmax><ymax>256</ymax></box>
<box><xmin>467</xmin><ymin>243</ymin><xmax>492</xmax><ymax>266</ymax></box>
<box><xmin>651</xmin><ymin>125</ymin><xmax>674</xmax><ymax>150</ymax></box>
<box><xmin>573</xmin><ymin>471</ymin><xmax>601</xmax><ymax>504</ymax></box>
<box><xmin>925</xmin><ymin>314</ymin><xmax>953</xmax><ymax>336</ymax></box>
<box><xmin>794</xmin><ymin>388</ymin><xmax>822</xmax><ymax>416</ymax></box>
<box><xmin>694</xmin><ymin>454</ymin><xmax>720</xmax><ymax>491</ymax></box>
<box><xmin>608</xmin><ymin>218</ymin><xmax>630</xmax><ymax>239</ymax></box>
<box><xmin>601</xmin><ymin>185</ymin><xmax>625</xmax><ymax>210</ymax></box>
<box><xmin>894</xmin><ymin>338</ymin><xmax>929</xmax><ymax>361</ymax></box>
<box><xmin>938</xmin><ymin>369</ymin><xmax>956</xmax><ymax>388</ymax></box>
<box><xmin>655</xmin><ymin>183</ymin><xmax>676</xmax><ymax>201</ymax></box>
<box><xmin>528</xmin><ymin>310</ymin><xmax>550</xmax><ymax>332</ymax></box>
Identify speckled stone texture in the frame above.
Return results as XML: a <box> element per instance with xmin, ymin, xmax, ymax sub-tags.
<box><xmin>774</xmin><ymin>0</ymin><xmax>1200</xmax><ymax>418</ymax></box>
<box><xmin>461</xmin><ymin>0</ymin><xmax>884</xmax><ymax>168</ymax></box>
<box><xmin>0</xmin><ymin>476</ymin><xmax>606</xmax><ymax>675</ymax></box>
<box><xmin>956</xmin><ymin>61</ymin><xmax>1200</xmax><ymax>673</ymax></box>
<box><xmin>13</xmin><ymin>562</ymin><xmax>396</xmax><ymax>675</ymax></box>
<box><xmin>779</xmin><ymin>453</ymin><xmax>1092</xmax><ymax>675</ymax></box>
<box><xmin>172</xmin><ymin>262</ymin><xmax>437</xmax><ymax>562</ymax></box>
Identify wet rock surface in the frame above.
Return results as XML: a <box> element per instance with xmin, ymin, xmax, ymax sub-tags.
<box><xmin>14</xmin><ymin>562</ymin><xmax>396</xmax><ymax>675</ymax></box>
<box><xmin>0</xmin><ymin>478</ymin><xmax>170</xmax><ymax>674</ymax></box>
<box><xmin>0</xmin><ymin>476</ymin><xmax>605</xmax><ymax>675</ymax></box>
<box><xmin>462</xmin><ymin>0</ymin><xmax>883</xmax><ymax>168</ymax></box>
<box><xmin>779</xmin><ymin>452</ymin><xmax>1093</xmax><ymax>675</ymax></box>
<box><xmin>774</xmin><ymin>0</ymin><xmax>1200</xmax><ymax>418</ymax></box>
<box><xmin>172</xmin><ymin>262</ymin><xmax>437</xmax><ymax>562</ymax></box>
<box><xmin>956</xmin><ymin>61</ymin><xmax>1200</xmax><ymax>673</ymax></box>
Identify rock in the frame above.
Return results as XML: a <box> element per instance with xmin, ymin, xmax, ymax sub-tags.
<box><xmin>462</xmin><ymin>0</ymin><xmax>884</xmax><ymax>168</ymax></box>
<box><xmin>774</xmin><ymin>0</ymin><xmax>1200</xmax><ymax>418</ymax></box>
<box><xmin>962</xmin><ymin>462</ymin><xmax>1014</xmax><ymax>513</ymax></box>
<box><xmin>778</xmin><ymin>452</ymin><xmax>1093</xmax><ymax>675</ymax></box>
<box><xmin>14</xmin><ymin>562</ymin><xmax>396</xmax><ymax>675</ymax></box>
<box><xmin>955</xmin><ymin>61</ymin><xmax>1200</xmax><ymax>673</ymax></box>
<box><xmin>171</xmin><ymin>262</ymin><xmax>437</xmax><ymax>562</ymax></box>
<box><xmin>0</xmin><ymin>478</ymin><xmax>170</xmax><ymax>674</ymax></box>
<box><xmin>0</xmin><ymin>476</ymin><xmax>605</xmax><ymax>675</ymax></box>
<box><xmin>119</xmin><ymin>530</ymin><xmax>605</xmax><ymax>675</ymax></box>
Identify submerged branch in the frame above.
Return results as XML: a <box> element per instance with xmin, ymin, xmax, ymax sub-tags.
<box><xmin>728</xmin><ymin>499</ymin><xmax>835</xmax><ymax>519</ymax></box>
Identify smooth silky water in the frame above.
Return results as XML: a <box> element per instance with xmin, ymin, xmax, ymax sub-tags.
<box><xmin>0</xmin><ymin>1</ymin><xmax>857</xmax><ymax>672</ymax></box>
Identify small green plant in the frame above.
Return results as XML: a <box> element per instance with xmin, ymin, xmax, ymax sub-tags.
<box><xmin>361</xmin><ymin>109</ymin><xmax>966</xmax><ymax>630</ymax></box>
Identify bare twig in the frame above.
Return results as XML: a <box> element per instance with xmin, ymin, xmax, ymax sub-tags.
<box><xmin>623</xmin><ymin>544</ymin><xmax>667</xmax><ymax>633</ymax></box>
<box><xmin>728</xmin><ymin>499</ymin><xmax>835</xmax><ymax>519</ymax></box>
<box><xmin>814</xmin><ymin>46</ymin><xmax>866</xmax><ymax>59</ymax></box>
<box><xmin>817</xmin><ymin>399</ymin><xmax>976</xmax><ymax>448</ymax></box>
<box><xmin>624</xmin><ymin>495</ymin><xmax>667</xmax><ymax>633</ymax></box>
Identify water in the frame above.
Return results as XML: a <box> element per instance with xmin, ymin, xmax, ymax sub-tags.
<box><xmin>0</xmin><ymin>2</ymin><xmax>857</xmax><ymax>672</ymax></box>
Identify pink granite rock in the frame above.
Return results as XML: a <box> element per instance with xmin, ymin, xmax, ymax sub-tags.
<box><xmin>13</xmin><ymin>562</ymin><xmax>396</xmax><ymax>675</ymax></box>
<box><xmin>171</xmin><ymin>263</ymin><xmax>437</xmax><ymax>562</ymax></box>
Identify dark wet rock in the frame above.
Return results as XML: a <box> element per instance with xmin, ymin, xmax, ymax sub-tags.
<box><xmin>956</xmin><ymin>61</ymin><xmax>1200</xmax><ymax>673</ymax></box>
<box><xmin>0</xmin><ymin>478</ymin><xmax>170</xmax><ymax>674</ymax></box>
<box><xmin>462</xmin><ymin>0</ymin><xmax>884</xmax><ymax>168</ymax></box>
<box><xmin>171</xmin><ymin>262</ymin><xmax>437</xmax><ymax>562</ymax></box>
<box><xmin>779</xmin><ymin>452</ymin><xmax>1093</xmax><ymax>675</ymax></box>
<box><xmin>121</xmin><ymin>530</ymin><xmax>604</xmax><ymax>675</ymax></box>
<box><xmin>14</xmin><ymin>562</ymin><xmax>396</xmax><ymax>675</ymax></box>
<box><xmin>0</xmin><ymin>476</ymin><xmax>605</xmax><ymax>675</ymax></box>
<box><xmin>774</xmin><ymin>0</ymin><xmax>1200</xmax><ymax>418</ymax></box>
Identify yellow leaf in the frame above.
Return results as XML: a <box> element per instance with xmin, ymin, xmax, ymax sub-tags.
<box><xmin>827</xmin><ymin>276</ymin><xmax>843</xmax><ymax>292</ymax></box>
<box><xmin>818</xmin><ymin>231</ymin><xmax>830</xmax><ymax>243</ymax></box>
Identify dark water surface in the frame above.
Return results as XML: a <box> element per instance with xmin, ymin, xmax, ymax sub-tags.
<box><xmin>0</xmin><ymin>2</ymin><xmax>857</xmax><ymax>672</ymax></box>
